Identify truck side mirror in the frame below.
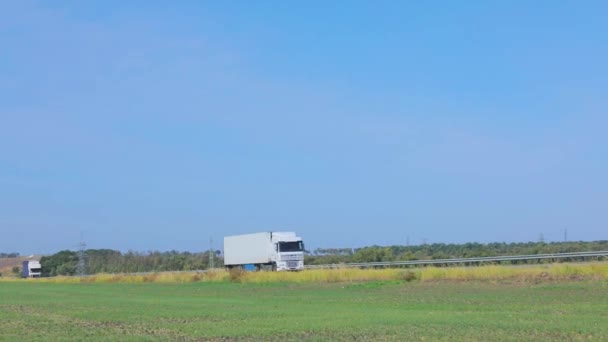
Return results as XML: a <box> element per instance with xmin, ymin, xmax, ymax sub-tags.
<box><xmin>275</xmin><ymin>243</ymin><xmax>278</xmax><ymax>252</ymax></box>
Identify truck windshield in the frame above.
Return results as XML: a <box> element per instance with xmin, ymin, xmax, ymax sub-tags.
<box><xmin>279</xmin><ymin>241</ymin><xmax>304</xmax><ymax>252</ymax></box>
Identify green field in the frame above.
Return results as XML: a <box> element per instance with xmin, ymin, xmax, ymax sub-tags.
<box><xmin>1</xmin><ymin>279</ymin><xmax>607</xmax><ymax>341</ymax></box>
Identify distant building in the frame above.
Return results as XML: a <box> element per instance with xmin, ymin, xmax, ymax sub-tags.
<box><xmin>22</xmin><ymin>260</ymin><xmax>41</xmax><ymax>278</ymax></box>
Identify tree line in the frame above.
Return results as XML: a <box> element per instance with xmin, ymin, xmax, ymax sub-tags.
<box><xmin>40</xmin><ymin>249</ymin><xmax>221</xmax><ymax>277</ymax></box>
<box><xmin>0</xmin><ymin>252</ymin><xmax>20</xmax><ymax>258</ymax></box>
<box><xmin>305</xmin><ymin>241</ymin><xmax>608</xmax><ymax>265</ymax></box>
<box><xmin>35</xmin><ymin>240</ymin><xmax>608</xmax><ymax>276</ymax></box>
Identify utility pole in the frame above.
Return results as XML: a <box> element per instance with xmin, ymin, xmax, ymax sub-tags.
<box><xmin>209</xmin><ymin>237</ymin><xmax>214</xmax><ymax>270</ymax></box>
<box><xmin>76</xmin><ymin>237</ymin><xmax>87</xmax><ymax>276</ymax></box>
<box><xmin>564</xmin><ymin>229</ymin><xmax>568</xmax><ymax>242</ymax></box>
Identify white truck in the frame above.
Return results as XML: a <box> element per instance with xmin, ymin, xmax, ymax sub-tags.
<box><xmin>223</xmin><ymin>232</ymin><xmax>305</xmax><ymax>271</ymax></box>
<box><xmin>22</xmin><ymin>260</ymin><xmax>42</xmax><ymax>278</ymax></box>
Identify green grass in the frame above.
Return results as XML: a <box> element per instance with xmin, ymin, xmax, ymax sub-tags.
<box><xmin>1</xmin><ymin>280</ymin><xmax>607</xmax><ymax>341</ymax></box>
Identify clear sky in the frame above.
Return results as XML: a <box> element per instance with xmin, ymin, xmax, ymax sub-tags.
<box><xmin>1</xmin><ymin>1</ymin><xmax>607</xmax><ymax>254</ymax></box>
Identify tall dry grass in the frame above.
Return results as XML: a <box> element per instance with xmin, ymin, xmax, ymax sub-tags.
<box><xmin>239</xmin><ymin>268</ymin><xmax>406</xmax><ymax>283</ymax></box>
<box><xmin>1</xmin><ymin>263</ymin><xmax>606</xmax><ymax>284</ymax></box>
<box><xmin>419</xmin><ymin>263</ymin><xmax>608</xmax><ymax>282</ymax></box>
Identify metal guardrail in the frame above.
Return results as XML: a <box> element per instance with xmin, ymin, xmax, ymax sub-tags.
<box><xmin>304</xmin><ymin>250</ymin><xmax>608</xmax><ymax>269</ymax></box>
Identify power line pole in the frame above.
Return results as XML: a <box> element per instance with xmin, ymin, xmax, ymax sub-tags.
<box><xmin>209</xmin><ymin>237</ymin><xmax>214</xmax><ymax>270</ymax></box>
<box><xmin>564</xmin><ymin>229</ymin><xmax>568</xmax><ymax>242</ymax></box>
<box><xmin>76</xmin><ymin>239</ymin><xmax>87</xmax><ymax>276</ymax></box>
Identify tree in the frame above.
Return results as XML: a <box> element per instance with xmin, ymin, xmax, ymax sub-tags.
<box><xmin>40</xmin><ymin>250</ymin><xmax>78</xmax><ymax>276</ymax></box>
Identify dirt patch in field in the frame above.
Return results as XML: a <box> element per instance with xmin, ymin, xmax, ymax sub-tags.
<box><xmin>0</xmin><ymin>304</ymin><xmax>38</xmax><ymax>315</ymax></box>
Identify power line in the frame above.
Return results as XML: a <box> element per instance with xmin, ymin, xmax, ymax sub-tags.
<box><xmin>76</xmin><ymin>239</ymin><xmax>87</xmax><ymax>276</ymax></box>
<box><xmin>209</xmin><ymin>237</ymin><xmax>214</xmax><ymax>269</ymax></box>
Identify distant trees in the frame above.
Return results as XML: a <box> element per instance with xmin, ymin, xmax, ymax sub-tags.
<box><xmin>0</xmin><ymin>252</ymin><xmax>20</xmax><ymax>258</ymax></box>
<box><xmin>305</xmin><ymin>248</ymin><xmax>355</xmax><ymax>264</ymax></box>
<box><xmin>40</xmin><ymin>249</ymin><xmax>223</xmax><ymax>276</ymax></box>
<box><xmin>40</xmin><ymin>250</ymin><xmax>78</xmax><ymax>277</ymax></box>
<box><xmin>352</xmin><ymin>246</ymin><xmax>395</xmax><ymax>263</ymax></box>
<box><xmin>304</xmin><ymin>241</ymin><xmax>608</xmax><ymax>265</ymax></box>
<box><xmin>35</xmin><ymin>240</ymin><xmax>608</xmax><ymax>277</ymax></box>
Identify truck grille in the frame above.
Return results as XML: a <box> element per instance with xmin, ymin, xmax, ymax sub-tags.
<box><xmin>287</xmin><ymin>261</ymin><xmax>299</xmax><ymax>268</ymax></box>
<box><xmin>281</xmin><ymin>254</ymin><xmax>303</xmax><ymax>261</ymax></box>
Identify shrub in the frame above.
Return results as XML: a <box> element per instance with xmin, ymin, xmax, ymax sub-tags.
<box><xmin>203</xmin><ymin>270</ymin><xmax>223</xmax><ymax>282</ymax></box>
<box><xmin>228</xmin><ymin>268</ymin><xmax>246</xmax><ymax>283</ymax></box>
<box><xmin>401</xmin><ymin>271</ymin><xmax>417</xmax><ymax>282</ymax></box>
<box><xmin>143</xmin><ymin>273</ymin><xmax>158</xmax><ymax>282</ymax></box>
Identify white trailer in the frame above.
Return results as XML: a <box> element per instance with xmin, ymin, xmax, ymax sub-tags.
<box><xmin>22</xmin><ymin>260</ymin><xmax>41</xmax><ymax>278</ymax></box>
<box><xmin>224</xmin><ymin>232</ymin><xmax>304</xmax><ymax>271</ymax></box>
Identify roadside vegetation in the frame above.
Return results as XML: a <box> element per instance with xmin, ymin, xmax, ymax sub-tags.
<box><xmin>2</xmin><ymin>262</ymin><xmax>607</xmax><ymax>284</ymax></box>
<box><xmin>306</xmin><ymin>240</ymin><xmax>608</xmax><ymax>265</ymax></box>
<box><xmin>2</xmin><ymin>240</ymin><xmax>605</xmax><ymax>278</ymax></box>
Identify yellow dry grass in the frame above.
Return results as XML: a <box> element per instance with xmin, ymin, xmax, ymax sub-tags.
<box><xmin>419</xmin><ymin>263</ymin><xmax>608</xmax><ymax>281</ymax></box>
<box><xmin>1</xmin><ymin>263</ymin><xmax>606</xmax><ymax>284</ymax></box>
<box><xmin>239</xmin><ymin>268</ymin><xmax>405</xmax><ymax>283</ymax></box>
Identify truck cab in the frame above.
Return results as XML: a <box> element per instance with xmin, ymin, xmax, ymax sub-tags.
<box><xmin>271</xmin><ymin>232</ymin><xmax>305</xmax><ymax>271</ymax></box>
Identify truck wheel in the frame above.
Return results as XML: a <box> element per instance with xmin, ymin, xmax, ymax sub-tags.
<box><xmin>271</xmin><ymin>263</ymin><xmax>277</xmax><ymax>272</ymax></box>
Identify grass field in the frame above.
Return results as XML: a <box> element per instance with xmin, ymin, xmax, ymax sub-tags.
<box><xmin>1</xmin><ymin>276</ymin><xmax>607</xmax><ymax>341</ymax></box>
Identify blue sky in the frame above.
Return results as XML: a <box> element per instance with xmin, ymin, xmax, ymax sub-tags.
<box><xmin>1</xmin><ymin>1</ymin><xmax>607</xmax><ymax>254</ymax></box>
